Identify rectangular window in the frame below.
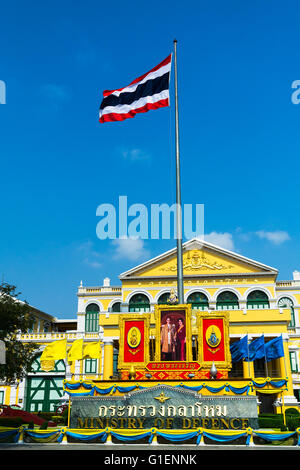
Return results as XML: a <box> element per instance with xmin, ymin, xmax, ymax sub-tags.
<box><xmin>288</xmin><ymin>308</ymin><xmax>296</xmax><ymax>328</ymax></box>
<box><xmin>85</xmin><ymin>313</ymin><xmax>99</xmax><ymax>332</ymax></box>
<box><xmin>290</xmin><ymin>351</ymin><xmax>298</xmax><ymax>373</ymax></box>
<box><xmin>0</xmin><ymin>390</ymin><xmax>4</xmax><ymax>404</ymax></box>
<box><xmin>85</xmin><ymin>359</ymin><xmax>97</xmax><ymax>374</ymax></box>
<box><xmin>129</xmin><ymin>306</ymin><xmax>150</xmax><ymax>313</ymax></box>
<box><xmin>113</xmin><ymin>349</ymin><xmax>119</xmax><ymax>376</ymax></box>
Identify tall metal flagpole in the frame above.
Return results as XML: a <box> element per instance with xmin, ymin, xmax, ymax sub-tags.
<box><xmin>173</xmin><ymin>39</ymin><xmax>184</xmax><ymax>304</ymax></box>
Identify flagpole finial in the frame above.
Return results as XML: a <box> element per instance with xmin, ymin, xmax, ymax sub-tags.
<box><xmin>173</xmin><ymin>38</ymin><xmax>177</xmax><ymax>43</ymax></box>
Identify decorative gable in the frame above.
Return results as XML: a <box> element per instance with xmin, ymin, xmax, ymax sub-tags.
<box><xmin>119</xmin><ymin>238</ymin><xmax>277</xmax><ymax>280</ymax></box>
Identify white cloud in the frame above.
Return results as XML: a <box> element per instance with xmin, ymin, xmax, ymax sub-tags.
<box><xmin>111</xmin><ymin>237</ymin><xmax>150</xmax><ymax>261</ymax></box>
<box><xmin>204</xmin><ymin>232</ymin><xmax>235</xmax><ymax>251</ymax></box>
<box><xmin>77</xmin><ymin>241</ymin><xmax>102</xmax><ymax>268</ymax></box>
<box><xmin>84</xmin><ymin>259</ymin><xmax>102</xmax><ymax>268</ymax></box>
<box><xmin>255</xmin><ymin>230</ymin><xmax>290</xmax><ymax>245</ymax></box>
<box><xmin>121</xmin><ymin>148</ymin><xmax>150</xmax><ymax>162</ymax></box>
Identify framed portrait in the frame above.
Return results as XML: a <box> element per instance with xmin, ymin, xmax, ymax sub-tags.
<box><xmin>118</xmin><ymin>314</ymin><xmax>151</xmax><ymax>370</ymax></box>
<box><xmin>154</xmin><ymin>304</ymin><xmax>192</xmax><ymax>362</ymax></box>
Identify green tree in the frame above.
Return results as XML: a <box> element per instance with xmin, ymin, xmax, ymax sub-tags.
<box><xmin>0</xmin><ymin>283</ymin><xmax>39</xmax><ymax>384</ymax></box>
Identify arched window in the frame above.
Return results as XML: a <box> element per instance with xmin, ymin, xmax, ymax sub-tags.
<box><xmin>278</xmin><ymin>297</ymin><xmax>295</xmax><ymax>328</ymax></box>
<box><xmin>157</xmin><ymin>292</ymin><xmax>171</xmax><ymax>304</ymax></box>
<box><xmin>129</xmin><ymin>294</ymin><xmax>150</xmax><ymax>312</ymax></box>
<box><xmin>85</xmin><ymin>303</ymin><xmax>100</xmax><ymax>332</ymax></box>
<box><xmin>187</xmin><ymin>292</ymin><xmax>209</xmax><ymax>310</ymax></box>
<box><xmin>247</xmin><ymin>290</ymin><xmax>269</xmax><ymax>309</ymax></box>
<box><xmin>111</xmin><ymin>302</ymin><xmax>121</xmax><ymax>312</ymax></box>
<box><xmin>216</xmin><ymin>291</ymin><xmax>239</xmax><ymax>310</ymax></box>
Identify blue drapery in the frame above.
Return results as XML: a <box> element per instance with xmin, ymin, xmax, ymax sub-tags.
<box><xmin>156</xmin><ymin>430</ymin><xmax>198</xmax><ymax>442</ymax></box>
<box><xmin>1</xmin><ymin>426</ymin><xmax>299</xmax><ymax>445</ymax></box>
<box><xmin>203</xmin><ymin>430</ymin><xmax>248</xmax><ymax>443</ymax></box>
<box><xmin>111</xmin><ymin>431</ymin><xmax>152</xmax><ymax>442</ymax></box>
<box><xmin>64</xmin><ymin>381</ymin><xmax>93</xmax><ymax>390</ymax></box>
<box><xmin>228</xmin><ymin>384</ymin><xmax>250</xmax><ymax>395</ymax></box>
<box><xmin>66</xmin><ymin>430</ymin><xmax>107</xmax><ymax>442</ymax></box>
<box><xmin>270</xmin><ymin>379</ymin><xmax>287</xmax><ymax>388</ymax></box>
<box><xmin>251</xmin><ymin>379</ymin><xmax>287</xmax><ymax>389</ymax></box>
<box><xmin>94</xmin><ymin>385</ymin><xmax>115</xmax><ymax>394</ymax></box>
<box><xmin>253</xmin><ymin>431</ymin><xmax>295</xmax><ymax>442</ymax></box>
<box><xmin>25</xmin><ymin>429</ymin><xmax>64</xmax><ymax>442</ymax></box>
<box><xmin>64</xmin><ymin>379</ymin><xmax>287</xmax><ymax>396</ymax></box>
<box><xmin>177</xmin><ymin>383</ymin><xmax>250</xmax><ymax>395</ymax></box>
<box><xmin>65</xmin><ymin>379</ymin><xmax>286</xmax><ymax>396</ymax></box>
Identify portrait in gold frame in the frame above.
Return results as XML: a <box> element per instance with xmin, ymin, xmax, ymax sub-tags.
<box><xmin>154</xmin><ymin>304</ymin><xmax>192</xmax><ymax>362</ymax></box>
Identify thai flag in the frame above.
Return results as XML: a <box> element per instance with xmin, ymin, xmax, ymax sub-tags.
<box><xmin>99</xmin><ymin>54</ymin><xmax>172</xmax><ymax>123</ymax></box>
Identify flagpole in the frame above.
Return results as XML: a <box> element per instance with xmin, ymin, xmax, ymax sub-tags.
<box><xmin>173</xmin><ymin>39</ymin><xmax>184</xmax><ymax>304</ymax></box>
<box><xmin>65</xmin><ymin>337</ymin><xmax>71</xmax><ymax>428</ymax></box>
<box><xmin>264</xmin><ymin>344</ymin><xmax>269</xmax><ymax>378</ymax></box>
<box><xmin>281</xmin><ymin>334</ymin><xmax>288</xmax><ymax>378</ymax></box>
<box><xmin>246</xmin><ymin>333</ymin><xmax>250</xmax><ymax>377</ymax></box>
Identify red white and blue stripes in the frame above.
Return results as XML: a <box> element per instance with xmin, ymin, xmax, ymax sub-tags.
<box><xmin>99</xmin><ymin>54</ymin><xmax>172</xmax><ymax>123</ymax></box>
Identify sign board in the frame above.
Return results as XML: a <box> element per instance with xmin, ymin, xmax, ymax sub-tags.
<box><xmin>146</xmin><ymin>362</ymin><xmax>200</xmax><ymax>371</ymax></box>
<box><xmin>70</xmin><ymin>385</ymin><xmax>258</xmax><ymax>430</ymax></box>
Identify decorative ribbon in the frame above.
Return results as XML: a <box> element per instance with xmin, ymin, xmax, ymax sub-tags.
<box><xmin>250</xmin><ymin>379</ymin><xmax>287</xmax><ymax>390</ymax></box>
<box><xmin>24</xmin><ymin>429</ymin><xmax>64</xmax><ymax>443</ymax></box>
<box><xmin>202</xmin><ymin>429</ymin><xmax>248</xmax><ymax>443</ymax></box>
<box><xmin>65</xmin><ymin>429</ymin><xmax>107</xmax><ymax>442</ymax></box>
<box><xmin>1</xmin><ymin>426</ymin><xmax>300</xmax><ymax>445</ymax></box>
<box><xmin>252</xmin><ymin>430</ymin><xmax>296</xmax><ymax>442</ymax></box>
<box><xmin>156</xmin><ymin>429</ymin><xmax>198</xmax><ymax>442</ymax></box>
<box><xmin>110</xmin><ymin>430</ymin><xmax>152</xmax><ymax>442</ymax></box>
<box><xmin>63</xmin><ymin>379</ymin><xmax>287</xmax><ymax>397</ymax></box>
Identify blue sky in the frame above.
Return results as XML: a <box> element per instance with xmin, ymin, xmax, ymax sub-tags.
<box><xmin>1</xmin><ymin>0</ymin><xmax>300</xmax><ymax>318</ymax></box>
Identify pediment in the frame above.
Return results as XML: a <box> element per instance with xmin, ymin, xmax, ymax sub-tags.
<box><xmin>119</xmin><ymin>238</ymin><xmax>278</xmax><ymax>279</ymax></box>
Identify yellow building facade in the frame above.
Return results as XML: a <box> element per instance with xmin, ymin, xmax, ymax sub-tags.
<box><xmin>1</xmin><ymin>238</ymin><xmax>300</xmax><ymax>416</ymax></box>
